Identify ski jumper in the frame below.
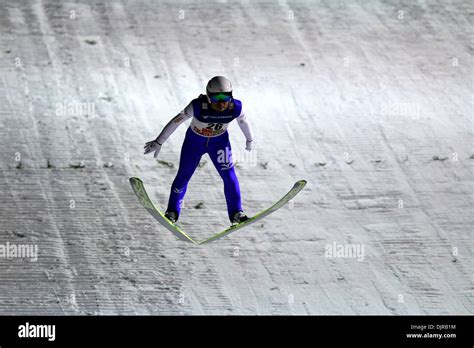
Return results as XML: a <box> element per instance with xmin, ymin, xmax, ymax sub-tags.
<box><xmin>155</xmin><ymin>94</ymin><xmax>253</xmax><ymax>220</ymax></box>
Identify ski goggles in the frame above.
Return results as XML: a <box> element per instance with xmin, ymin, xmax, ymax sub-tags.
<box><xmin>208</xmin><ymin>92</ymin><xmax>232</xmax><ymax>103</ymax></box>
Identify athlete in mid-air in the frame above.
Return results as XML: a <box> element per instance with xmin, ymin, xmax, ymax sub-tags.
<box><xmin>144</xmin><ymin>76</ymin><xmax>254</xmax><ymax>225</ymax></box>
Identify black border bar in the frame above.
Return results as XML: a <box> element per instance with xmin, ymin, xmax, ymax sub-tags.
<box><xmin>0</xmin><ymin>315</ymin><xmax>472</xmax><ymax>346</ymax></box>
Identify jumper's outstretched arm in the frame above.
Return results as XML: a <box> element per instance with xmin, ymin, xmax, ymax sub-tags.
<box><xmin>144</xmin><ymin>103</ymin><xmax>194</xmax><ymax>158</ymax></box>
<box><xmin>236</xmin><ymin>113</ymin><xmax>254</xmax><ymax>151</ymax></box>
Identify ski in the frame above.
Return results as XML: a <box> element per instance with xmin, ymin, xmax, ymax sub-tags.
<box><xmin>129</xmin><ymin>177</ymin><xmax>307</xmax><ymax>244</ymax></box>
<box><xmin>129</xmin><ymin>177</ymin><xmax>198</xmax><ymax>244</ymax></box>
<box><xmin>198</xmin><ymin>180</ymin><xmax>307</xmax><ymax>244</ymax></box>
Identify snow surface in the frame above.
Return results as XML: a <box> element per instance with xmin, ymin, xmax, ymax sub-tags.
<box><xmin>0</xmin><ymin>0</ymin><xmax>472</xmax><ymax>315</ymax></box>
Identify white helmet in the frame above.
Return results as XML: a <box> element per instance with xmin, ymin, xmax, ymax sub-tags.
<box><xmin>206</xmin><ymin>76</ymin><xmax>233</xmax><ymax>96</ymax></box>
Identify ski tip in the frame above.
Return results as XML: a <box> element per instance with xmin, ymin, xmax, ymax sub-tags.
<box><xmin>297</xmin><ymin>179</ymin><xmax>307</xmax><ymax>186</ymax></box>
<box><xmin>129</xmin><ymin>176</ymin><xmax>142</xmax><ymax>184</ymax></box>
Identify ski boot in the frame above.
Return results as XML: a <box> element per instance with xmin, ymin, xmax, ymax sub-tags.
<box><xmin>165</xmin><ymin>210</ymin><xmax>179</xmax><ymax>223</ymax></box>
<box><xmin>230</xmin><ymin>211</ymin><xmax>249</xmax><ymax>225</ymax></box>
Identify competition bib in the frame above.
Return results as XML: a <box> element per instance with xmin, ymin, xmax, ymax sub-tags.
<box><xmin>190</xmin><ymin>118</ymin><xmax>230</xmax><ymax>137</ymax></box>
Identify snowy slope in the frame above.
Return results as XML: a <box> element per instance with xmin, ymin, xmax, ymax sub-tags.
<box><xmin>0</xmin><ymin>0</ymin><xmax>472</xmax><ymax>315</ymax></box>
